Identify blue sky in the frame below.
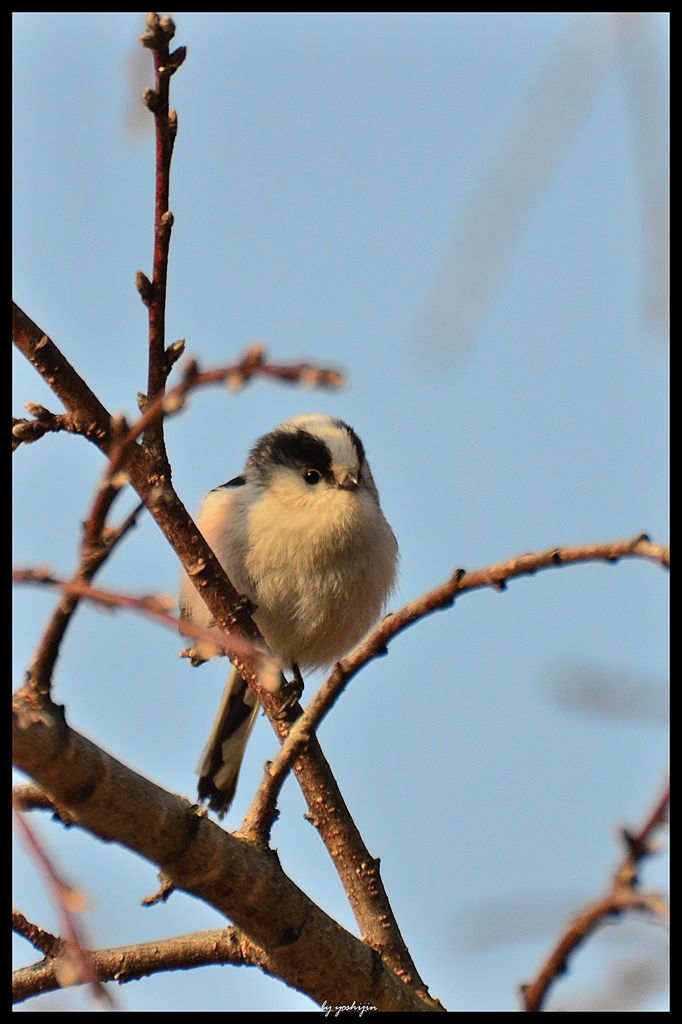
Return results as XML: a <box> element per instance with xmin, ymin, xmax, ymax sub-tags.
<box><xmin>13</xmin><ymin>12</ymin><xmax>668</xmax><ymax>1013</ymax></box>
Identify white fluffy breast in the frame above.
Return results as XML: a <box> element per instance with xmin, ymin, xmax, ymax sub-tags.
<box><xmin>243</xmin><ymin>480</ymin><xmax>397</xmax><ymax>669</ymax></box>
<box><xmin>179</xmin><ymin>417</ymin><xmax>398</xmax><ymax>673</ymax></box>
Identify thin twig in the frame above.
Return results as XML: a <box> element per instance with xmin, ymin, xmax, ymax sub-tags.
<box><xmin>13</xmin><ymin>569</ymin><xmax>271</xmax><ymax>673</ymax></box>
<box><xmin>23</xmin><ymin>504</ymin><xmax>144</xmax><ymax>700</ymax></box>
<box><xmin>138</xmin><ymin>12</ymin><xmax>183</xmax><ymax>458</ymax></box>
<box><xmin>12</xmin><ymin>909</ymin><xmax>60</xmax><ymax>958</ymax></box>
<box><xmin>13</xmin><ymin>805</ymin><xmax>114</xmax><ymax>1006</ymax></box>
<box><xmin>241</xmin><ymin>534</ymin><xmax>670</xmax><ymax>843</ymax></box>
<box><xmin>12</xmin><ymin>408</ymin><xmax>82</xmax><ymax>451</ymax></box>
<box><xmin>520</xmin><ymin>779</ymin><xmax>669</xmax><ymax>1011</ymax></box>
<box><xmin>12</xmin><ymin>304</ymin><xmax>113</xmax><ymax>452</ymax></box>
<box><xmin>13</xmin><ymin>785</ymin><xmax>77</xmax><ymax>827</ymax></box>
<box><xmin>89</xmin><ymin>345</ymin><xmax>344</xmax><ymax>543</ymax></box>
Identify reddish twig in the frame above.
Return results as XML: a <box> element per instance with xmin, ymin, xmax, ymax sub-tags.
<box><xmin>13</xmin><ymin>568</ymin><xmax>273</xmax><ymax>675</ymax></box>
<box><xmin>520</xmin><ymin>780</ymin><xmax>669</xmax><ymax>1011</ymax></box>
<box><xmin>138</xmin><ymin>12</ymin><xmax>184</xmax><ymax>458</ymax></box>
<box><xmin>13</xmin><ymin>804</ymin><xmax>113</xmax><ymax>1006</ymax></box>
<box><xmin>22</xmin><ymin>503</ymin><xmax>144</xmax><ymax>700</ymax></box>
<box><xmin>241</xmin><ymin>534</ymin><xmax>670</xmax><ymax>843</ymax></box>
<box><xmin>91</xmin><ymin>344</ymin><xmax>344</xmax><ymax>542</ymax></box>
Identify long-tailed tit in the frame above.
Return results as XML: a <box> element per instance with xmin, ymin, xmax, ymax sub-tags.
<box><xmin>179</xmin><ymin>413</ymin><xmax>398</xmax><ymax>816</ymax></box>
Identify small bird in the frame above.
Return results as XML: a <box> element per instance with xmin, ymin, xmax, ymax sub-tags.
<box><xmin>179</xmin><ymin>413</ymin><xmax>399</xmax><ymax>816</ymax></box>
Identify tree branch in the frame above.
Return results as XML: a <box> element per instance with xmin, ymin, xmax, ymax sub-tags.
<box><xmin>241</xmin><ymin>534</ymin><xmax>670</xmax><ymax>843</ymax></box>
<box><xmin>137</xmin><ymin>12</ymin><xmax>183</xmax><ymax>458</ymax></box>
<box><xmin>520</xmin><ymin>780</ymin><xmax>669</xmax><ymax>1011</ymax></box>
<box><xmin>13</xmin><ymin>569</ymin><xmax>272</xmax><ymax>679</ymax></box>
<box><xmin>13</xmin><ymin>804</ymin><xmax>113</xmax><ymax>1006</ymax></box>
<box><xmin>13</xmin><ymin>926</ymin><xmax>265</xmax><ymax>1005</ymax></box>
<box><xmin>12</xmin><ymin>692</ymin><xmax>443</xmax><ymax>1012</ymax></box>
<box><xmin>13</xmin><ymin>909</ymin><xmax>60</xmax><ymax>958</ymax></box>
<box><xmin>12</xmin><ymin>303</ymin><xmax>113</xmax><ymax>452</ymax></box>
<box><xmin>22</xmin><ymin>504</ymin><xmax>145</xmax><ymax>700</ymax></box>
<box><xmin>13</xmin><ymin>305</ymin><xmax>434</xmax><ymax>1001</ymax></box>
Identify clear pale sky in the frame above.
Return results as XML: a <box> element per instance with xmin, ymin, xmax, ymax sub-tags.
<box><xmin>13</xmin><ymin>12</ymin><xmax>669</xmax><ymax>1013</ymax></box>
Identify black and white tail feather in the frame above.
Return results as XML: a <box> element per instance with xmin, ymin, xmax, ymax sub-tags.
<box><xmin>195</xmin><ymin>666</ymin><xmax>258</xmax><ymax>813</ymax></box>
<box><xmin>180</xmin><ymin>414</ymin><xmax>398</xmax><ymax>817</ymax></box>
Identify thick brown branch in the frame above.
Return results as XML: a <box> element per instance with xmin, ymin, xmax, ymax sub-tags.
<box><xmin>520</xmin><ymin>781</ymin><xmax>669</xmax><ymax>1011</ymax></box>
<box><xmin>13</xmin><ymin>927</ymin><xmax>264</xmax><ymax>1004</ymax></box>
<box><xmin>12</xmin><ymin>693</ymin><xmax>443</xmax><ymax>1012</ymax></box>
<box><xmin>14</xmin><ymin>561</ymin><xmax>439</xmax><ymax>1002</ymax></box>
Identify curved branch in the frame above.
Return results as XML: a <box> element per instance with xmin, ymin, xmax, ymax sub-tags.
<box><xmin>520</xmin><ymin>780</ymin><xmax>669</xmax><ymax>1011</ymax></box>
<box><xmin>241</xmin><ymin>534</ymin><xmax>670</xmax><ymax>842</ymax></box>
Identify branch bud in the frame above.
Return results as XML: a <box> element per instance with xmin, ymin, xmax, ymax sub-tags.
<box><xmin>143</xmin><ymin>88</ymin><xmax>160</xmax><ymax>112</ymax></box>
<box><xmin>159</xmin><ymin>15</ymin><xmax>176</xmax><ymax>41</ymax></box>
<box><xmin>159</xmin><ymin>46</ymin><xmax>187</xmax><ymax>76</ymax></box>
<box><xmin>135</xmin><ymin>270</ymin><xmax>154</xmax><ymax>305</ymax></box>
<box><xmin>164</xmin><ymin>339</ymin><xmax>186</xmax><ymax>372</ymax></box>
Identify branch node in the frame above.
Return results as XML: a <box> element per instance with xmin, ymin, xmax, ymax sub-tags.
<box><xmin>140</xmin><ymin>875</ymin><xmax>175</xmax><ymax>907</ymax></box>
<box><xmin>159</xmin><ymin>210</ymin><xmax>174</xmax><ymax>233</ymax></box>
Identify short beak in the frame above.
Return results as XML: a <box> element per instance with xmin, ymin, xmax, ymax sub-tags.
<box><xmin>338</xmin><ymin>471</ymin><xmax>359</xmax><ymax>491</ymax></box>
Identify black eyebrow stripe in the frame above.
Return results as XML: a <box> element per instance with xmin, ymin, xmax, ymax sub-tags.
<box><xmin>248</xmin><ymin>428</ymin><xmax>333</xmax><ymax>476</ymax></box>
<box><xmin>212</xmin><ymin>475</ymin><xmax>246</xmax><ymax>491</ymax></box>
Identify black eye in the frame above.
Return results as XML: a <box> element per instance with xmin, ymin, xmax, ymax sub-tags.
<box><xmin>303</xmin><ymin>469</ymin><xmax>322</xmax><ymax>485</ymax></box>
